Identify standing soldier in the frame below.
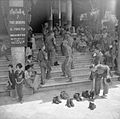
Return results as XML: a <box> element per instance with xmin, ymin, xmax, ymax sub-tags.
<box><xmin>45</xmin><ymin>31</ymin><xmax>57</xmax><ymax>66</ymax></box>
<box><xmin>61</xmin><ymin>40</ymin><xmax>72</xmax><ymax>82</ymax></box>
<box><xmin>66</xmin><ymin>32</ymin><xmax>74</xmax><ymax>69</ymax></box>
<box><xmin>37</xmin><ymin>45</ymin><xmax>51</xmax><ymax>85</ymax></box>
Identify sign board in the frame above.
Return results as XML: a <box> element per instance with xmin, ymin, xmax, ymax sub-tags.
<box><xmin>9</xmin><ymin>3</ymin><xmax>26</xmax><ymax>47</ymax></box>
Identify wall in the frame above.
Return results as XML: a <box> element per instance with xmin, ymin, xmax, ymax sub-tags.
<box><xmin>0</xmin><ymin>2</ymin><xmax>8</xmax><ymax>36</ymax></box>
<box><xmin>30</xmin><ymin>0</ymin><xmax>50</xmax><ymax>33</ymax></box>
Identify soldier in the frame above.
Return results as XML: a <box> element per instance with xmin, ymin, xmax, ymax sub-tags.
<box><xmin>61</xmin><ymin>40</ymin><xmax>72</xmax><ymax>82</ymax></box>
<box><xmin>90</xmin><ymin>63</ymin><xmax>111</xmax><ymax>98</ymax></box>
<box><xmin>37</xmin><ymin>45</ymin><xmax>51</xmax><ymax>85</ymax></box>
<box><xmin>45</xmin><ymin>31</ymin><xmax>57</xmax><ymax>66</ymax></box>
<box><xmin>66</xmin><ymin>32</ymin><xmax>74</xmax><ymax>69</ymax></box>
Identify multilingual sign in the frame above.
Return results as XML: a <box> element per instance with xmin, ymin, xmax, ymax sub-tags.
<box><xmin>9</xmin><ymin>7</ymin><xmax>26</xmax><ymax>47</ymax></box>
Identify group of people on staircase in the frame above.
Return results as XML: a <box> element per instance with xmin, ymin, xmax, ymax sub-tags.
<box><xmin>6</xmin><ymin>21</ymin><xmax>119</xmax><ymax>102</ymax></box>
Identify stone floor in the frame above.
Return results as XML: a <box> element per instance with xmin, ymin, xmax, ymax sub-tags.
<box><xmin>0</xmin><ymin>81</ymin><xmax>120</xmax><ymax>119</ymax></box>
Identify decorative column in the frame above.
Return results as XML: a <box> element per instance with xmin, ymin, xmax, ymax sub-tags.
<box><xmin>117</xmin><ymin>20</ymin><xmax>120</xmax><ymax>73</ymax></box>
<box><xmin>116</xmin><ymin>0</ymin><xmax>120</xmax><ymax>74</ymax></box>
<box><xmin>9</xmin><ymin>0</ymin><xmax>27</xmax><ymax>69</ymax></box>
<box><xmin>49</xmin><ymin>0</ymin><xmax>53</xmax><ymax>30</ymax></box>
<box><xmin>66</xmin><ymin>0</ymin><xmax>72</xmax><ymax>27</ymax></box>
<box><xmin>58</xmin><ymin>0</ymin><xmax>61</xmax><ymax>26</ymax></box>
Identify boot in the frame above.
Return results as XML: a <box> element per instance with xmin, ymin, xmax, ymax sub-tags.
<box><xmin>54</xmin><ymin>61</ymin><xmax>59</xmax><ymax>66</ymax></box>
<box><xmin>78</xmin><ymin>94</ymin><xmax>82</xmax><ymax>101</ymax></box>
<box><xmin>82</xmin><ymin>90</ymin><xmax>89</xmax><ymax>98</ymax></box>
<box><xmin>56</xmin><ymin>96</ymin><xmax>62</xmax><ymax>103</ymax></box>
<box><xmin>88</xmin><ymin>102</ymin><xmax>96</xmax><ymax>110</ymax></box>
<box><xmin>65</xmin><ymin>99</ymin><xmax>71</xmax><ymax>108</ymax></box>
<box><xmin>52</xmin><ymin>97</ymin><xmax>60</xmax><ymax>104</ymax></box>
<box><xmin>73</xmin><ymin>93</ymin><xmax>80</xmax><ymax>101</ymax></box>
<box><xmin>89</xmin><ymin>91</ymin><xmax>94</xmax><ymax>99</ymax></box>
<box><xmin>70</xmin><ymin>98</ymin><xmax>74</xmax><ymax>107</ymax></box>
<box><xmin>60</xmin><ymin>91</ymin><xmax>69</xmax><ymax>100</ymax></box>
<box><xmin>41</xmin><ymin>79</ymin><xmax>45</xmax><ymax>85</ymax></box>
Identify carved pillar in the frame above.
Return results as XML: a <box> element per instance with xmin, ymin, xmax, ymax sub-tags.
<box><xmin>49</xmin><ymin>0</ymin><xmax>53</xmax><ymax>30</ymax></box>
<box><xmin>116</xmin><ymin>0</ymin><xmax>120</xmax><ymax>73</ymax></box>
<box><xmin>58</xmin><ymin>0</ymin><xmax>61</xmax><ymax>26</ymax></box>
<box><xmin>66</xmin><ymin>0</ymin><xmax>72</xmax><ymax>27</ymax></box>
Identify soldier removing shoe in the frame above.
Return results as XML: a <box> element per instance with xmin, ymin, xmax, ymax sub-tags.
<box><xmin>90</xmin><ymin>63</ymin><xmax>111</xmax><ymax>98</ymax></box>
<box><xmin>61</xmin><ymin>40</ymin><xmax>72</xmax><ymax>82</ymax></box>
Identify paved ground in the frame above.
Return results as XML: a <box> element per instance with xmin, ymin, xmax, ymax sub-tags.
<box><xmin>0</xmin><ymin>81</ymin><xmax>120</xmax><ymax>119</ymax></box>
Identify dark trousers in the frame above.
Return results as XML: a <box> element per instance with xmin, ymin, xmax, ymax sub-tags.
<box><xmin>16</xmin><ymin>83</ymin><xmax>23</xmax><ymax>101</ymax></box>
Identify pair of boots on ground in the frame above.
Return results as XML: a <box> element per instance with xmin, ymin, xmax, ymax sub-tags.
<box><xmin>52</xmin><ymin>91</ymin><xmax>70</xmax><ymax>105</ymax></box>
<box><xmin>60</xmin><ymin>91</ymin><xmax>74</xmax><ymax>108</ymax></box>
<box><xmin>82</xmin><ymin>90</ymin><xmax>94</xmax><ymax>100</ymax></box>
<box><xmin>52</xmin><ymin>96</ymin><xmax>74</xmax><ymax>108</ymax></box>
<box><xmin>73</xmin><ymin>93</ymin><xmax>82</xmax><ymax>101</ymax></box>
<box><xmin>53</xmin><ymin>91</ymin><xmax>81</xmax><ymax>108</ymax></box>
<box><xmin>65</xmin><ymin>93</ymin><xmax>82</xmax><ymax>108</ymax></box>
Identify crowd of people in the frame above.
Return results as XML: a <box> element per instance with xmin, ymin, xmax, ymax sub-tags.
<box><xmin>6</xmin><ymin>21</ymin><xmax>119</xmax><ymax>102</ymax></box>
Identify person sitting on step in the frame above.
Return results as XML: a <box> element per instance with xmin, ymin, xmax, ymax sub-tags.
<box><xmin>25</xmin><ymin>65</ymin><xmax>41</xmax><ymax>93</ymax></box>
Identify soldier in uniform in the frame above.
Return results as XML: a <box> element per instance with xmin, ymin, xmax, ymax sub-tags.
<box><xmin>65</xmin><ymin>32</ymin><xmax>74</xmax><ymax>69</ymax></box>
<box><xmin>90</xmin><ymin>63</ymin><xmax>111</xmax><ymax>98</ymax></box>
<box><xmin>45</xmin><ymin>31</ymin><xmax>57</xmax><ymax>66</ymax></box>
<box><xmin>37</xmin><ymin>45</ymin><xmax>51</xmax><ymax>85</ymax></box>
<box><xmin>61</xmin><ymin>40</ymin><xmax>72</xmax><ymax>82</ymax></box>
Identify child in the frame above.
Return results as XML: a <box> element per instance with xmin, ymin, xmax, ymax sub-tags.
<box><xmin>8</xmin><ymin>64</ymin><xmax>15</xmax><ymax>89</ymax></box>
<box><xmin>8</xmin><ymin>64</ymin><xmax>16</xmax><ymax>98</ymax></box>
<box><xmin>15</xmin><ymin>63</ymin><xmax>24</xmax><ymax>103</ymax></box>
<box><xmin>25</xmin><ymin>65</ymin><xmax>40</xmax><ymax>92</ymax></box>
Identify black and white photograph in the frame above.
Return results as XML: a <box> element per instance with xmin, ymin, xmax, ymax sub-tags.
<box><xmin>0</xmin><ymin>0</ymin><xmax>120</xmax><ymax>119</ymax></box>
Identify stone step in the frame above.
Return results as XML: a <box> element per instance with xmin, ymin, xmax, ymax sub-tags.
<box><xmin>33</xmin><ymin>62</ymin><xmax>91</xmax><ymax>70</ymax></box>
<box><xmin>0</xmin><ymin>54</ymin><xmax>91</xmax><ymax>63</ymax></box>
<box><xmin>0</xmin><ymin>62</ymin><xmax>90</xmax><ymax>72</ymax></box>
<box><xmin>0</xmin><ymin>73</ymin><xmax>90</xmax><ymax>96</ymax></box>
<box><xmin>39</xmin><ymin>74</ymin><xmax>119</xmax><ymax>92</ymax></box>
<box><xmin>0</xmin><ymin>56</ymin><xmax>91</xmax><ymax>65</ymax></box>
<box><xmin>34</xmin><ymin>65</ymin><xmax>90</xmax><ymax>73</ymax></box>
<box><xmin>34</xmin><ymin>52</ymin><xmax>91</xmax><ymax>59</ymax></box>
<box><xmin>0</xmin><ymin>67</ymin><xmax>90</xmax><ymax>82</ymax></box>
<box><xmin>0</xmin><ymin>74</ymin><xmax>119</xmax><ymax>97</ymax></box>
<box><xmin>0</xmin><ymin>60</ymin><xmax>91</xmax><ymax>71</ymax></box>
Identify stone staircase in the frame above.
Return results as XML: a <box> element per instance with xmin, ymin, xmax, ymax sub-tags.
<box><xmin>0</xmin><ymin>35</ymin><xmax>119</xmax><ymax>96</ymax></box>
